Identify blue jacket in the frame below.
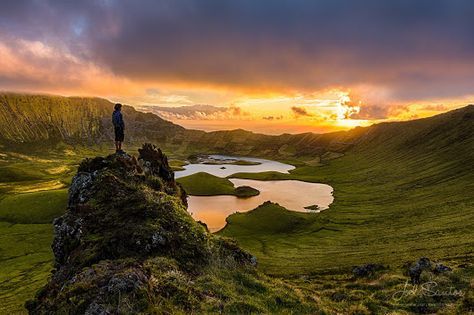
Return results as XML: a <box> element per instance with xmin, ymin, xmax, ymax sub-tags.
<box><xmin>112</xmin><ymin>110</ymin><xmax>124</xmax><ymax>129</ymax></box>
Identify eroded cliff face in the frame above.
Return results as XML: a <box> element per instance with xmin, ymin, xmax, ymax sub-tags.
<box><xmin>26</xmin><ymin>144</ymin><xmax>315</xmax><ymax>314</ymax></box>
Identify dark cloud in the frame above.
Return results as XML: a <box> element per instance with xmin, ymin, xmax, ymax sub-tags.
<box><xmin>349</xmin><ymin>105</ymin><xmax>389</xmax><ymax>120</ymax></box>
<box><xmin>262</xmin><ymin>115</ymin><xmax>283</xmax><ymax>121</ymax></box>
<box><xmin>1</xmin><ymin>1</ymin><xmax>474</xmax><ymax>100</ymax></box>
<box><xmin>343</xmin><ymin>99</ymin><xmax>411</xmax><ymax>120</ymax></box>
<box><xmin>291</xmin><ymin>106</ymin><xmax>312</xmax><ymax>117</ymax></box>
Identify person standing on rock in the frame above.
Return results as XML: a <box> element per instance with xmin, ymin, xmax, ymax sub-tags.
<box><xmin>112</xmin><ymin>103</ymin><xmax>125</xmax><ymax>153</ymax></box>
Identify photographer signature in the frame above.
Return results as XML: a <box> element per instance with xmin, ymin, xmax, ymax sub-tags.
<box><xmin>392</xmin><ymin>280</ymin><xmax>464</xmax><ymax>301</ymax></box>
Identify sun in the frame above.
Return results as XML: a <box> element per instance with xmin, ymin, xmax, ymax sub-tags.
<box><xmin>335</xmin><ymin>118</ymin><xmax>369</xmax><ymax>129</ymax></box>
<box><xmin>331</xmin><ymin>95</ymin><xmax>370</xmax><ymax>128</ymax></box>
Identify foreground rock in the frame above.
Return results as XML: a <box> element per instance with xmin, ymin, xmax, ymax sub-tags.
<box><xmin>406</xmin><ymin>257</ymin><xmax>452</xmax><ymax>284</ymax></box>
<box><xmin>26</xmin><ymin>144</ymin><xmax>316</xmax><ymax>314</ymax></box>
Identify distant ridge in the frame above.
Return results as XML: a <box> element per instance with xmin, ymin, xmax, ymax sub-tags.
<box><xmin>1</xmin><ymin>93</ymin><xmax>472</xmax><ymax>161</ymax></box>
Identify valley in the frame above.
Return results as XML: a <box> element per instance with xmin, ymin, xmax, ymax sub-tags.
<box><xmin>0</xmin><ymin>94</ymin><xmax>473</xmax><ymax>313</ymax></box>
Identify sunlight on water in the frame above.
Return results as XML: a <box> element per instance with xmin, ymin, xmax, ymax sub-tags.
<box><xmin>176</xmin><ymin>155</ymin><xmax>333</xmax><ymax>232</ymax></box>
<box><xmin>188</xmin><ymin>179</ymin><xmax>333</xmax><ymax>232</ymax></box>
<box><xmin>175</xmin><ymin>155</ymin><xmax>295</xmax><ymax>178</ymax></box>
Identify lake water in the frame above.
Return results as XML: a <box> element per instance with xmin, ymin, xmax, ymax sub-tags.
<box><xmin>175</xmin><ymin>154</ymin><xmax>295</xmax><ymax>178</ymax></box>
<box><xmin>175</xmin><ymin>155</ymin><xmax>334</xmax><ymax>232</ymax></box>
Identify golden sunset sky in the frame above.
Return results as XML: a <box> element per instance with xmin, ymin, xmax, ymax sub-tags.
<box><xmin>1</xmin><ymin>1</ymin><xmax>473</xmax><ymax>134</ymax></box>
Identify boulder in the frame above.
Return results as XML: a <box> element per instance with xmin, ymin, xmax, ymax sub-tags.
<box><xmin>408</xmin><ymin>257</ymin><xmax>433</xmax><ymax>284</ymax></box>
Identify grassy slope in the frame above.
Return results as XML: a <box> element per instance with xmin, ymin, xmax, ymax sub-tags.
<box><xmin>177</xmin><ymin>172</ymin><xmax>259</xmax><ymax>197</ymax></box>
<box><xmin>0</xmin><ymin>189</ymin><xmax>68</xmax><ymax>224</ymax></box>
<box><xmin>221</xmin><ymin>106</ymin><xmax>474</xmax><ymax>275</ymax></box>
<box><xmin>0</xmin><ymin>105</ymin><xmax>472</xmax><ymax>312</ymax></box>
<box><xmin>0</xmin><ymin>223</ymin><xmax>54</xmax><ymax>314</ymax></box>
<box><xmin>0</xmin><ymin>146</ymin><xmax>109</xmax><ymax>313</ymax></box>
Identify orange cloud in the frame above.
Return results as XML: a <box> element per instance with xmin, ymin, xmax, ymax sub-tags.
<box><xmin>0</xmin><ymin>35</ymin><xmax>141</xmax><ymax>97</ymax></box>
<box><xmin>291</xmin><ymin>106</ymin><xmax>312</xmax><ymax>117</ymax></box>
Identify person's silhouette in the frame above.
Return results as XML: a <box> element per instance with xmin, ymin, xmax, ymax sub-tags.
<box><xmin>112</xmin><ymin>103</ymin><xmax>125</xmax><ymax>153</ymax></box>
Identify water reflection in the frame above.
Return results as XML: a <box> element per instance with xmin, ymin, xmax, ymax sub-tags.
<box><xmin>188</xmin><ymin>179</ymin><xmax>334</xmax><ymax>232</ymax></box>
<box><xmin>175</xmin><ymin>155</ymin><xmax>295</xmax><ymax>178</ymax></box>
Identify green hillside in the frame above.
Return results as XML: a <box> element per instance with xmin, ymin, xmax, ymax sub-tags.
<box><xmin>177</xmin><ymin>172</ymin><xmax>259</xmax><ymax>197</ymax></box>
<box><xmin>0</xmin><ymin>95</ymin><xmax>473</xmax><ymax>313</ymax></box>
<box><xmin>0</xmin><ymin>93</ymin><xmax>358</xmax><ymax>159</ymax></box>
<box><xmin>221</xmin><ymin>105</ymin><xmax>474</xmax><ymax>274</ymax></box>
<box><xmin>0</xmin><ymin>93</ymin><xmax>184</xmax><ymax>149</ymax></box>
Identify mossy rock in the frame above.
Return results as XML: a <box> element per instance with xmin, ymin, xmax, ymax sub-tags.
<box><xmin>26</xmin><ymin>144</ymin><xmax>315</xmax><ymax>314</ymax></box>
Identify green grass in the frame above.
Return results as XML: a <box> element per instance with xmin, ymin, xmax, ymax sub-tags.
<box><xmin>0</xmin><ymin>106</ymin><xmax>473</xmax><ymax>313</ymax></box>
<box><xmin>0</xmin><ymin>165</ymin><xmax>46</xmax><ymax>182</ymax></box>
<box><xmin>222</xmin><ymin>202</ymin><xmax>315</xmax><ymax>235</ymax></box>
<box><xmin>234</xmin><ymin>185</ymin><xmax>260</xmax><ymax>198</ymax></box>
<box><xmin>169</xmin><ymin>159</ymin><xmax>187</xmax><ymax>171</ymax></box>
<box><xmin>177</xmin><ymin>172</ymin><xmax>259</xmax><ymax>197</ymax></box>
<box><xmin>0</xmin><ymin>189</ymin><xmax>68</xmax><ymax>224</ymax></box>
<box><xmin>221</xmin><ymin>145</ymin><xmax>474</xmax><ymax>276</ymax></box>
<box><xmin>0</xmin><ymin>146</ymin><xmax>108</xmax><ymax>313</ymax></box>
<box><xmin>0</xmin><ymin>222</ymin><xmax>54</xmax><ymax>314</ymax></box>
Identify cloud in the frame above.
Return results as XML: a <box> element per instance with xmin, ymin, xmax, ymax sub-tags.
<box><xmin>137</xmin><ymin>104</ymin><xmax>247</xmax><ymax>120</ymax></box>
<box><xmin>349</xmin><ymin>105</ymin><xmax>388</xmax><ymax>120</ymax></box>
<box><xmin>420</xmin><ymin>104</ymin><xmax>448</xmax><ymax>111</ymax></box>
<box><xmin>262</xmin><ymin>115</ymin><xmax>283</xmax><ymax>121</ymax></box>
<box><xmin>0</xmin><ymin>33</ymin><xmax>139</xmax><ymax>96</ymax></box>
<box><xmin>229</xmin><ymin>105</ymin><xmax>249</xmax><ymax>116</ymax></box>
<box><xmin>1</xmin><ymin>0</ymin><xmax>474</xmax><ymax>103</ymax></box>
<box><xmin>291</xmin><ymin>106</ymin><xmax>312</xmax><ymax>118</ymax></box>
<box><xmin>341</xmin><ymin>97</ymin><xmax>412</xmax><ymax>120</ymax></box>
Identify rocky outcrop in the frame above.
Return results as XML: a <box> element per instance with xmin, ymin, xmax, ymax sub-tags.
<box><xmin>26</xmin><ymin>144</ymin><xmax>266</xmax><ymax>314</ymax></box>
<box><xmin>406</xmin><ymin>257</ymin><xmax>452</xmax><ymax>284</ymax></box>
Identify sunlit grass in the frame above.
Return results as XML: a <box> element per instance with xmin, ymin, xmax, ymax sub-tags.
<box><xmin>178</xmin><ymin>172</ymin><xmax>259</xmax><ymax>197</ymax></box>
<box><xmin>0</xmin><ymin>189</ymin><xmax>67</xmax><ymax>224</ymax></box>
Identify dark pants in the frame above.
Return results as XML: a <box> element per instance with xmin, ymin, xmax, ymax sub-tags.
<box><xmin>114</xmin><ymin>127</ymin><xmax>124</xmax><ymax>142</ymax></box>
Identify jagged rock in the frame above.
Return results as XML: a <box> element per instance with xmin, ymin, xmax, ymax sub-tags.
<box><xmin>408</xmin><ymin>257</ymin><xmax>433</xmax><ymax>284</ymax></box>
<box><xmin>352</xmin><ymin>263</ymin><xmax>385</xmax><ymax>278</ymax></box>
<box><xmin>84</xmin><ymin>302</ymin><xmax>109</xmax><ymax>315</ymax></box>
<box><xmin>26</xmin><ymin>144</ymin><xmax>275</xmax><ymax>315</ymax></box>
<box><xmin>68</xmin><ymin>172</ymin><xmax>95</xmax><ymax>207</ymax></box>
<box><xmin>138</xmin><ymin>143</ymin><xmax>174</xmax><ymax>181</ymax></box>
<box><xmin>51</xmin><ymin>216</ymin><xmax>83</xmax><ymax>265</ymax></box>
<box><xmin>405</xmin><ymin>258</ymin><xmax>453</xmax><ymax>284</ymax></box>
